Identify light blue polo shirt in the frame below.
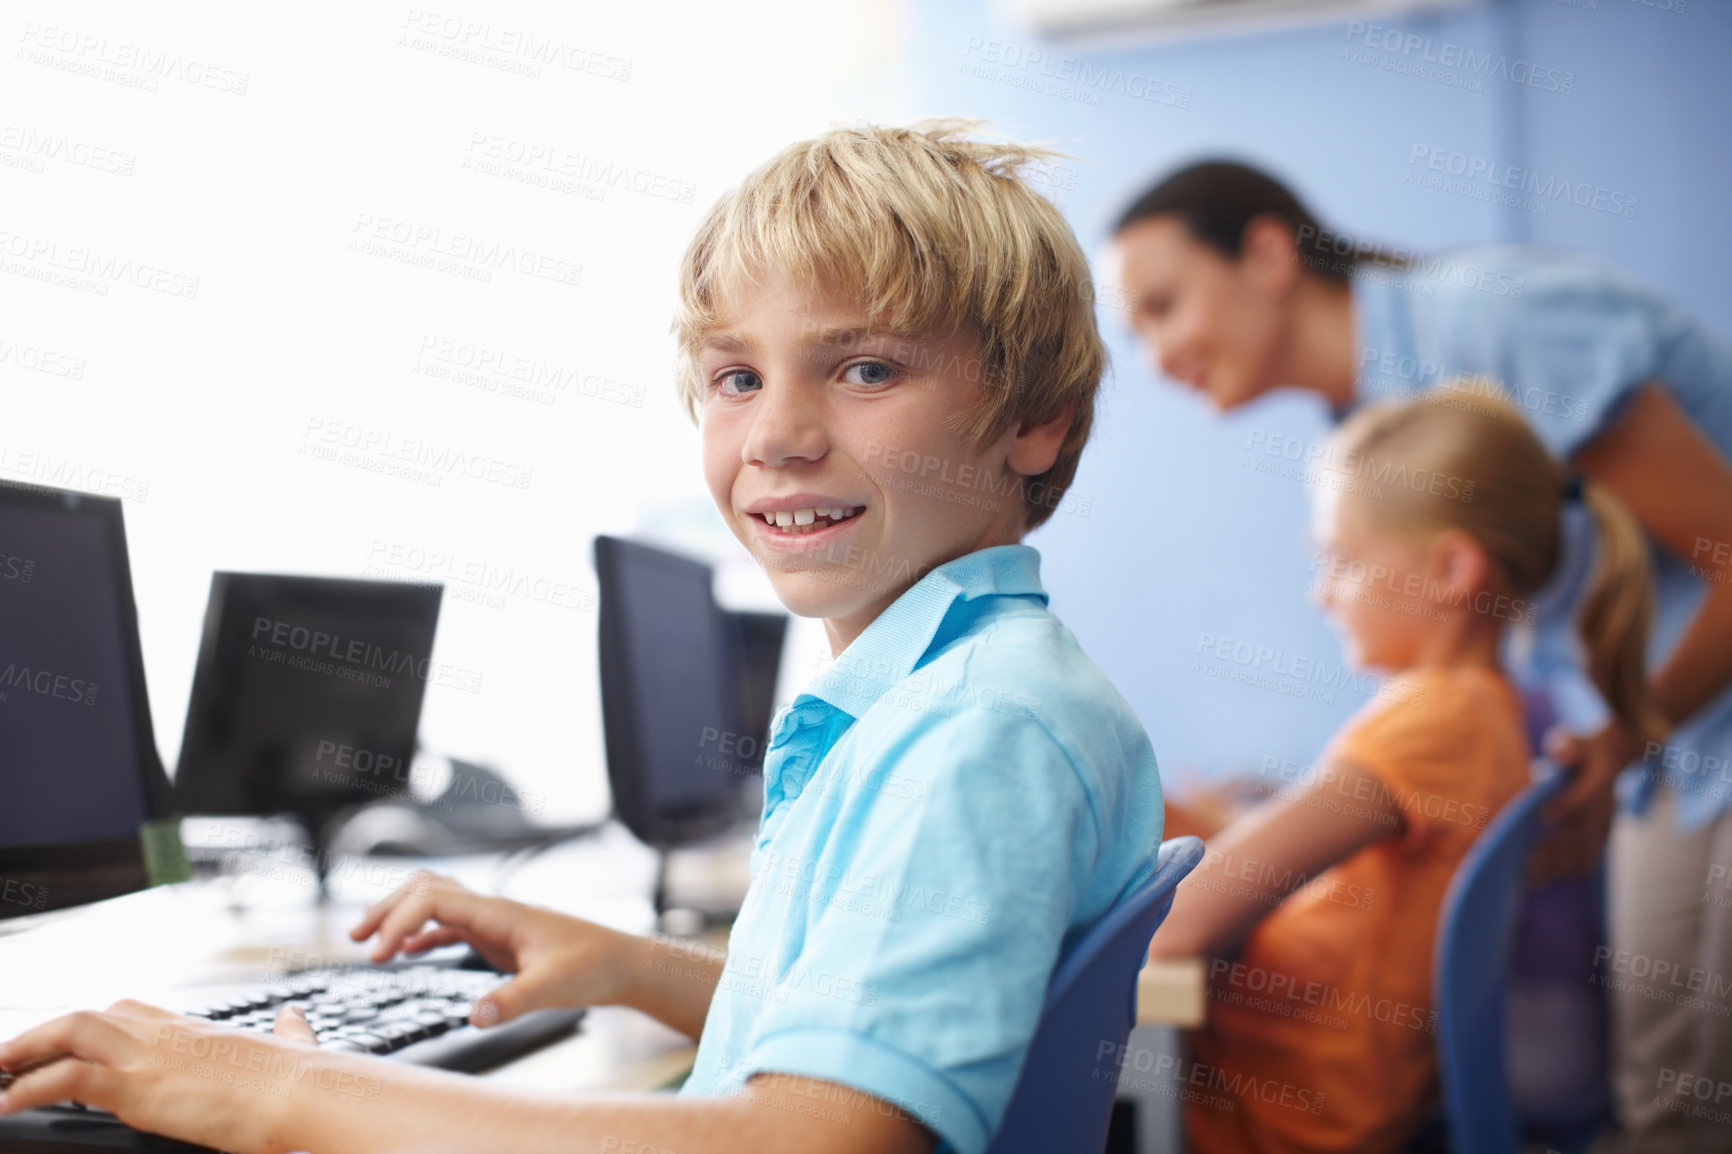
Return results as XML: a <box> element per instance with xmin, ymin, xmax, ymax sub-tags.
<box><xmin>677</xmin><ymin>544</ymin><xmax>1165</xmax><ymax>1153</ymax></box>
<box><xmin>1350</xmin><ymin>247</ymin><xmax>1732</xmax><ymax>831</ymax></box>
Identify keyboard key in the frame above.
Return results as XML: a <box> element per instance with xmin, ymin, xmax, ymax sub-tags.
<box><xmin>343</xmin><ymin>1033</ymin><xmax>393</xmax><ymax>1054</ymax></box>
<box><xmin>373</xmin><ymin>1022</ymin><xmax>425</xmax><ymax>1047</ymax></box>
<box><xmin>320</xmin><ymin>1040</ymin><xmax>371</xmax><ymax>1054</ymax></box>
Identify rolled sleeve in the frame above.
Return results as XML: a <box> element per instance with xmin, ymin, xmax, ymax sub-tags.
<box><xmin>745</xmin><ymin>1027</ymin><xmax>987</xmax><ymax>1153</ymax></box>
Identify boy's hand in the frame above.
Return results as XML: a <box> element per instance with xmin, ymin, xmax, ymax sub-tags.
<box><xmin>0</xmin><ymin>999</ymin><xmax>372</xmax><ymax>1154</ymax></box>
<box><xmin>350</xmin><ymin>870</ymin><xmax>640</xmax><ymax>1025</ymax></box>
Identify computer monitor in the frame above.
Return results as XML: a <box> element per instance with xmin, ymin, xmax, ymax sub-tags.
<box><xmin>172</xmin><ymin>574</ymin><xmax>443</xmax><ymax>866</ymax></box>
<box><xmin>0</xmin><ymin>481</ymin><xmax>176</xmax><ymax>921</ymax></box>
<box><xmin>729</xmin><ymin>609</ymin><xmax>789</xmax><ymax>765</ymax></box>
<box><xmin>594</xmin><ymin>537</ymin><xmax>785</xmax><ymax>854</ymax></box>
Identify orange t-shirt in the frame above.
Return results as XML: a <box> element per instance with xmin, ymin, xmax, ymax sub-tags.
<box><xmin>1184</xmin><ymin>666</ymin><xmax>1531</xmax><ymax>1154</ymax></box>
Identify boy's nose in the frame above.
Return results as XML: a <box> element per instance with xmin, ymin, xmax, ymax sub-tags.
<box><xmin>742</xmin><ymin>387</ymin><xmax>828</xmax><ymax>466</ymax></box>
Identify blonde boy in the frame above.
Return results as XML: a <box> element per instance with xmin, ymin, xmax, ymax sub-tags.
<box><xmin>0</xmin><ymin>122</ymin><xmax>1164</xmax><ymax>1154</ymax></box>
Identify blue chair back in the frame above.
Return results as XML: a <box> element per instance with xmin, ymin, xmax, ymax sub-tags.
<box><xmin>985</xmin><ymin>835</ymin><xmax>1205</xmax><ymax>1154</ymax></box>
<box><xmin>1434</xmin><ymin>763</ymin><xmax>1567</xmax><ymax>1154</ymax></box>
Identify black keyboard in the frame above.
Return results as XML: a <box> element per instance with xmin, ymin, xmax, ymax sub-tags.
<box><xmin>0</xmin><ymin>960</ymin><xmax>585</xmax><ymax>1152</ymax></box>
<box><xmin>184</xmin><ymin>961</ymin><xmax>584</xmax><ymax>1068</ymax></box>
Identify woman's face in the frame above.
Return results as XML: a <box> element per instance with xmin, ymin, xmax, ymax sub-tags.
<box><xmin>1111</xmin><ymin>215</ymin><xmax>1290</xmax><ymax>412</ymax></box>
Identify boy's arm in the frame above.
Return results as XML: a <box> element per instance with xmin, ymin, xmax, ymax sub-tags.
<box><xmin>349</xmin><ymin>871</ymin><xmax>722</xmax><ymax>1040</ymax></box>
<box><xmin>614</xmin><ymin>935</ymin><xmax>726</xmax><ymax>1039</ymax></box>
<box><xmin>292</xmin><ymin>1069</ymin><xmax>939</xmax><ymax>1154</ymax></box>
<box><xmin>0</xmin><ymin>1004</ymin><xmax>934</xmax><ymax>1154</ymax></box>
<box><xmin>1148</xmin><ymin>757</ymin><xmax>1403</xmax><ymax>959</ymax></box>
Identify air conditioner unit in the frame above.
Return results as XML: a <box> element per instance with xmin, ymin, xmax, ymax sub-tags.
<box><xmin>998</xmin><ymin>0</ymin><xmax>1482</xmax><ymax>48</ymax></box>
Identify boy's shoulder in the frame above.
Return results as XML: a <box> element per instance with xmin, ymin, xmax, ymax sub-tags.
<box><xmin>861</xmin><ymin>598</ymin><xmax>1153</xmax><ymax>785</ymax></box>
<box><xmin>942</xmin><ymin>604</ymin><xmax>1127</xmax><ymax>717</ymax></box>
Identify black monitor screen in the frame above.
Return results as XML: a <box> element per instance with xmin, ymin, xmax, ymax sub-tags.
<box><xmin>0</xmin><ymin>484</ymin><xmax>165</xmax><ymax>917</ymax></box>
<box><xmin>596</xmin><ymin>537</ymin><xmax>765</xmax><ymax>847</ymax></box>
<box><xmin>173</xmin><ymin>575</ymin><xmax>442</xmax><ymax>821</ymax></box>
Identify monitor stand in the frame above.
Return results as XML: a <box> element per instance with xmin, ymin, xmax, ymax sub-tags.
<box><xmin>191</xmin><ymin>810</ymin><xmax>348</xmax><ymax>909</ymax></box>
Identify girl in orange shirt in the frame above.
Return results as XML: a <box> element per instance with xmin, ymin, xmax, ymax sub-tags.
<box><xmin>1150</xmin><ymin>388</ymin><xmax>1668</xmax><ymax>1152</ymax></box>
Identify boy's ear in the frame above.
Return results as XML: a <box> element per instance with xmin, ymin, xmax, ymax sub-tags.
<box><xmin>1006</xmin><ymin>404</ymin><xmax>1074</xmax><ymax>478</ymax></box>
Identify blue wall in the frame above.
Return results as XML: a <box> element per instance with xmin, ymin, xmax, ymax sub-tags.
<box><xmin>905</xmin><ymin>0</ymin><xmax>1731</xmax><ymax>786</ymax></box>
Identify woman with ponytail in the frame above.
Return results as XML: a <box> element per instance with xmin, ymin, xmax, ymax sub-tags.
<box><xmin>1150</xmin><ymin>389</ymin><xmax>1664</xmax><ymax>1152</ymax></box>
<box><xmin>1113</xmin><ymin>161</ymin><xmax>1732</xmax><ymax>1152</ymax></box>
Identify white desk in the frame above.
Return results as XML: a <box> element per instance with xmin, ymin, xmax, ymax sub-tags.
<box><xmin>3</xmin><ymin>834</ymin><xmax>1207</xmax><ymax>1129</ymax></box>
<box><xmin>1138</xmin><ymin>957</ymin><xmax>1206</xmax><ymax>1028</ymax></box>
<box><xmin>0</xmin><ymin>828</ymin><xmax>704</xmax><ymax>1096</ymax></box>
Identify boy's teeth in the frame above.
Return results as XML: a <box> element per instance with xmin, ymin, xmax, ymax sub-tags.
<box><xmin>761</xmin><ymin>505</ymin><xmax>860</xmax><ymax>532</ymax></box>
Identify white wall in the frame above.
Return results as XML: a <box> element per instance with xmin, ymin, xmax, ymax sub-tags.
<box><xmin>2</xmin><ymin>0</ymin><xmax>915</xmax><ymax>823</ymax></box>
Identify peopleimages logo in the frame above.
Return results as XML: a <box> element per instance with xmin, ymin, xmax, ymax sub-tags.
<box><xmin>0</xmin><ymin>662</ymin><xmax>98</xmax><ymax>705</ymax></box>
<box><xmin>1</xmin><ymin>876</ymin><xmax>49</xmax><ymax>910</ymax></box>
<box><xmin>1293</xmin><ymin>226</ymin><xmax>1525</xmax><ymax>298</ymax></box>
<box><xmin>959</xmin><ymin>36</ymin><xmax>1192</xmax><ymax>108</ymax></box>
<box><xmin>1406</xmin><ymin>144</ymin><xmax>1639</xmax><ymax>218</ymax></box>
<box><xmin>1342</xmin><ymin>22</ymin><xmax>1575</xmax><ymax>94</ymax></box>
<box><xmin>248</xmin><ymin>617</ymin><xmax>484</xmax><ymax>694</ymax></box>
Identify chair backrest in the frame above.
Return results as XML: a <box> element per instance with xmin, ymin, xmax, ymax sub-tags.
<box><xmin>1434</xmin><ymin>762</ymin><xmax>1567</xmax><ymax>1154</ymax></box>
<box><xmin>985</xmin><ymin>835</ymin><xmax>1205</xmax><ymax>1154</ymax></box>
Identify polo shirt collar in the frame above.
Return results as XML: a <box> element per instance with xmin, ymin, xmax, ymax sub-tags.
<box><xmin>802</xmin><ymin>544</ymin><xmax>1047</xmax><ymax>721</ymax></box>
<box><xmin>1344</xmin><ymin>265</ymin><xmax>1416</xmax><ymax>422</ymax></box>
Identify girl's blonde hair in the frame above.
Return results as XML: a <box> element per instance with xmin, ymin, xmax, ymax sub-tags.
<box><xmin>1331</xmin><ymin>383</ymin><xmax>1668</xmax><ymax>744</ymax></box>
<box><xmin>672</xmin><ymin>119</ymin><xmax>1106</xmax><ymax>530</ymax></box>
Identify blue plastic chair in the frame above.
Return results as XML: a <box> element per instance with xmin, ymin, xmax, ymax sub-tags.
<box><xmin>985</xmin><ymin>835</ymin><xmax>1206</xmax><ymax>1154</ymax></box>
<box><xmin>1433</xmin><ymin>763</ymin><xmax>1569</xmax><ymax>1154</ymax></box>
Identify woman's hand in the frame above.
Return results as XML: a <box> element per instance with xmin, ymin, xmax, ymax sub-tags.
<box><xmin>350</xmin><ymin>870</ymin><xmax>646</xmax><ymax>1026</ymax></box>
<box><xmin>0</xmin><ymin>999</ymin><xmax>380</xmax><ymax>1154</ymax></box>
<box><xmin>1530</xmin><ymin>720</ymin><xmax>1643</xmax><ymax>884</ymax></box>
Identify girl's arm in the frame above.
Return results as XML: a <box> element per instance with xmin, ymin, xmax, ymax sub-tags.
<box><xmin>1148</xmin><ymin>757</ymin><xmax>1404</xmax><ymax>959</ymax></box>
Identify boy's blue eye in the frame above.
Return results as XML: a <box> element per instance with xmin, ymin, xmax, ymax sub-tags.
<box><xmin>842</xmin><ymin>360</ymin><xmax>895</xmax><ymax>387</ymax></box>
<box><xmin>716</xmin><ymin>369</ymin><xmax>762</xmax><ymax>396</ymax></box>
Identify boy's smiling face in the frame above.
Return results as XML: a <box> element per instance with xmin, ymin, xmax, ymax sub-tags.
<box><xmin>698</xmin><ymin>268</ymin><xmax>1065</xmax><ymax>652</ymax></box>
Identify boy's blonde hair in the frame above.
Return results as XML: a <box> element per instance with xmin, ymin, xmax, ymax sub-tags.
<box><xmin>672</xmin><ymin>119</ymin><xmax>1106</xmax><ymax>530</ymax></box>
<box><xmin>1331</xmin><ymin>384</ymin><xmax>1668</xmax><ymax>745</ymax></box>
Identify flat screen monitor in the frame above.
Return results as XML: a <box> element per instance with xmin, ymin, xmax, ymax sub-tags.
<box><xmin>730</xmin><ymin>609</ymin><xmax>788</xmax><ymax>767</ymax></box>
<box><xmin>172</xmin><ymin>574</ymin><xmax>442</xmax><ymax>826</ymax></box>
<box><xmin>594</xmin><ymin>537</ymin><xmax>784</xmax><ymax>849</ymax></box>
<box><xmin>0</xmin><ymin>482</ymin><xmax>174</xmax><ymax>920</ymax></box>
